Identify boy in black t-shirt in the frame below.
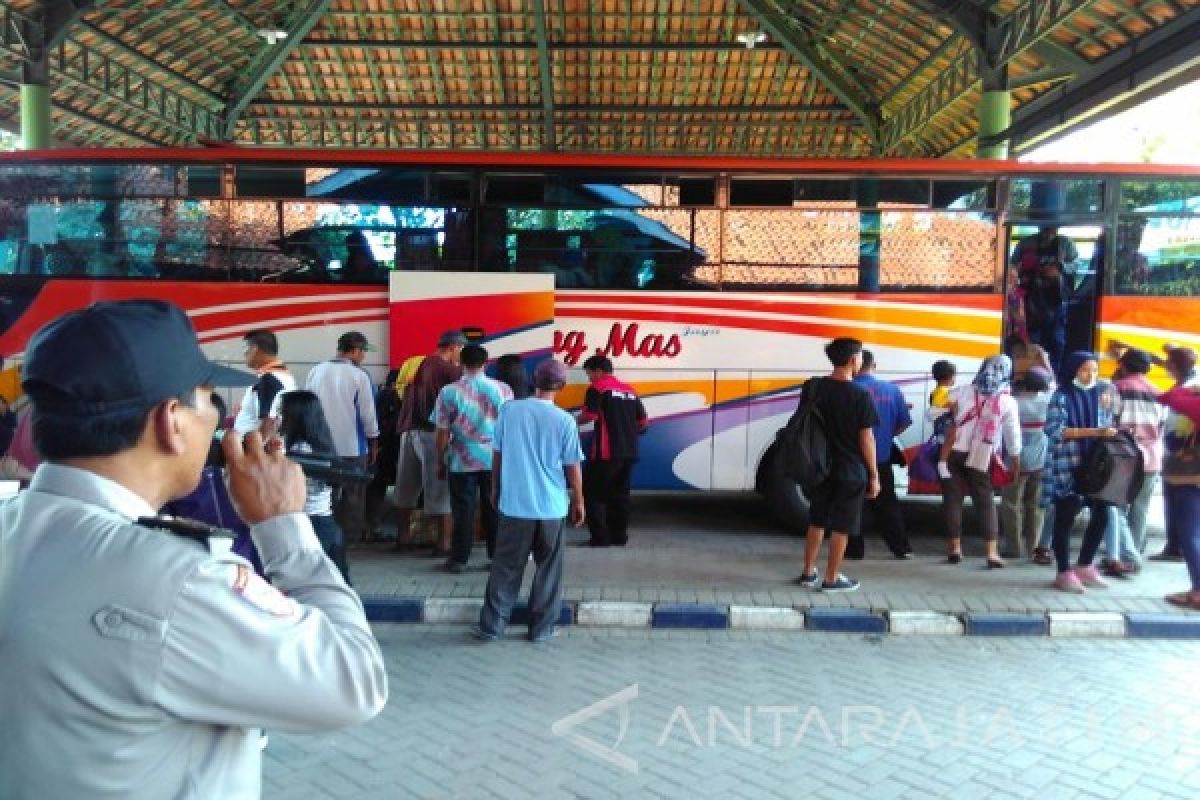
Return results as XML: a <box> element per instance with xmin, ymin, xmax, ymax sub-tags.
<box><xmin>795</xmin><ymin>338</ymin><xmax>880</xmax><ymax>592</ymax></box>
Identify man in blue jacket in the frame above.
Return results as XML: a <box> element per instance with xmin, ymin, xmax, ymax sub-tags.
<box><xmin>852</xmin><ymin>350</ymin><xmax>914</xmax><ymax>559</ymax></box>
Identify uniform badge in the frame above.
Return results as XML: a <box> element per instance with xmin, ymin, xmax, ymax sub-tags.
<box><xmin>231</xmin><ymin>564</ymin><xmax>297</xmax><ymax>618</ymax></box>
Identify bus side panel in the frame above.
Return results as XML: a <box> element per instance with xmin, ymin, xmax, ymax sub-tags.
<box><xmin>555</xmin><ymin>291</ymin><xmax>1001</xmax><ymax>491</ymax></box>
<box><xmin>1097</xmin><ymin>296</ymin><xmax>1200</xmax><ymax>387</ymax></box>
<box><xmin>0</xmin><ymin>280</ymin><xmax>392</xmax><ymax>400</ymax></box>
<box><xmin>388</xmin><ymin>271</ymin><xmax>555</xmax><ymax>365</ymax></box>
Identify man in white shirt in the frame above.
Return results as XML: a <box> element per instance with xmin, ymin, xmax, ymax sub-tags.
<box><xmin>305</xmin><ymin>331</ymin><xmax>380</xmax><ymax>542</ymax></box>
<box><xmin>0</xmin><ymin>299</ymin><xmax>386</xmax><ymax>800</ymax></box>
<box><xmin>233</xmin><ymin>329</ymin><xmax>295</xmax><ymax>435</ymax></box>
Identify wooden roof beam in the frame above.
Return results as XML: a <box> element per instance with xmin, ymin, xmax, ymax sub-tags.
<box><xmin>735</xmin><ymin>0</ymin><xmax>880</xmax><ymax>148</ymax></box>
<box><xmin>221</xmin><ymin>0</ymin><xmax>331</xmax><ymax>141</ymax></box>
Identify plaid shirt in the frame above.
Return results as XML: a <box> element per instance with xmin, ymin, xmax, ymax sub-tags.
<box><xmin>1041</xmin><ymin>382</ymin><xmax>1116</xmax><ymax>506</ymax></box>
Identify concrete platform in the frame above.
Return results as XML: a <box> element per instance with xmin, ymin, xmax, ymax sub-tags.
<box><xmin>347</xmin><ymin>492</ymin><xmax>1198</xmax><ymax>635</ymax></box>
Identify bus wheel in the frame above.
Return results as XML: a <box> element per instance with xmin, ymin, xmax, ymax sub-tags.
<box><xmin>756</xmin><ymin>442</ymin><xmax>809</xmax><ymax>533</ymax></box>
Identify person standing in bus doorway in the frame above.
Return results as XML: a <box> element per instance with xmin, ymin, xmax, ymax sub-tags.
<box><xmin>434</xmin><ymin>343</ymin><xmax>512</xmax><ymax>572</ymax></box>
<box><xmin>850</xmin><ymin>350</ymin><xmax>913</xmax><ymax>560</ymax></box>
<box><xmin>232</xmin><ymin>329</ymin><xmax>296</xmax><ymax>436</ymax></box>
<box><xmin>796</xmin><ymin>338</ymin><xmax>880</xmax><ymax>593</ymax></box>
<box><xmin>1011</xmin><ymin>226</ymin><xmax>1078</xmax><ymax>372</ymax></box>
<box><xmin>577</xmin><ymin>355</ymin><xmax>648</xmax><ymax>547</ymax></box>
<box><xmin>305</xmin><ymin>332</ymin><xmax>380</xmax><ymax>544</ymax></box>
<box><xmin>474</xmin><ymin>358</ymin><xmax>584</xmax><ymax>642</ymax></box>
<box><xmin>393</xmin><ymin>330</ymin><xmax>466</xmax><ymax>555</ymax></box>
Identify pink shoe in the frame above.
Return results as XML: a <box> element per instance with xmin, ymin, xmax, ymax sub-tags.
<box><xmin>1074</xmin><ymin>565</ymin><xmax>1109</xmax><ymax>589</ymax></box>
<box><xmin>1054</xmin><ymin>571</ymin><xmax>1085</xmax><ymax>594</ymax></box>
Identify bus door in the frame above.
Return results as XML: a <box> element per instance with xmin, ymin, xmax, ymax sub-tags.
<box><xmin>1005</xmin><ymin>215</ymin><xmax>1107</xmax><ymax>365</ymax></box>
<box><xmin>388</xmin><ymin>271</ymin><xmax>555</xmax><ymax>365</ymax></box>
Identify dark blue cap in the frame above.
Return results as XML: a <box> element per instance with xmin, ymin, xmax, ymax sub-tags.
<box><xmin>22</xmin><ymin>299</ymin><xmax>255</xmax><ymax>416</ymax></box>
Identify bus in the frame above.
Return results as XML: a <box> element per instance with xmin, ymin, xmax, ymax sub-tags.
<box><xmin>0</xmin><ymin>149</ymin><xmax>1197</xmax><ymax>527</ymax></box>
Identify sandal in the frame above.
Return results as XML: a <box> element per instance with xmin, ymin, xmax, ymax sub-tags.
<box><xmin>1031</xmin><ymin>548</ymin><xmax>1053</xmax><ymax>565</ymax></box>
<box><xmin>1164</xmin><ymin>591</ymin><xmax>1200</xmax><ymax>611</ymax></box>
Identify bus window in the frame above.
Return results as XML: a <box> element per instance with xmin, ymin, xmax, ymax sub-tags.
<box><xmin>1115</xmin><ymin>215</ymin><xmax>1200</xmax><ymax>296</ymax></box>
<box><xmin>1009</xmin><ymin>178</ymin><xmax>1104</xmax><ymax>214</ymax></box>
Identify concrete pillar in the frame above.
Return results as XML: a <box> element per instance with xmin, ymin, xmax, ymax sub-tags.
<box><xmin>977</xmin><ymin>89</ymin><xmax>1011</xmax><ymax>160</ymax></box>
<box><xmin>20</xmin><ymin>82</ymin><xmax>51</xmax><ymax>149</ymax></box>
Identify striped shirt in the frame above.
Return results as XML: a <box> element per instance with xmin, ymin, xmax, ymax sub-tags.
<box><xmin>433</xmin><ymin>372</ymin><xmax>513</xmax><ymax>473</ymax></box>
<box><xmin>1114</xmin><ymin>374</ymin><xmax>1165</xmax><ymax>472</ymax></box>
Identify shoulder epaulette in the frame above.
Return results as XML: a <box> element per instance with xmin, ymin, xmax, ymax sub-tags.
<box><xmin>136</xmin><ymin>515</ymin><xmax>235</xmax><ymax>544</ymax></box>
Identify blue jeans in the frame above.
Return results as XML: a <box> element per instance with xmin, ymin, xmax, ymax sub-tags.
<box><xmin>310</xmin><ymin>513</ymin><xmax>349</xmax><ymax>584</ymax></box>
<box><xmin>1104</xmin><ymin>505</ymin><xmax>1143</xmax><ymax>566</ymax></box>
<box><xmin>1166</xmin><ymin>484</ymin><xmax>1200</xmax><ymax>591</ymax></box>
<box><xmin>448</xmin><ymin>470</ymin><xmax>497</xmax><ymax>566</ymax></box>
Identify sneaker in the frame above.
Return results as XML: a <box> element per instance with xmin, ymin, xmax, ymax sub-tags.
<box><xmin>895</xmin><ymin>551</ymin><xmax>914</xmax><ymax>560</ymax></box>
<box><xmin>795</xmin><ymin>571</ymin><xmax>820</xmax><ymax>588</ymax></box>
<box><xmin>442</xmin><ymin>560</ymin><xmax>467</xmax><ymax>574</ymax></box>
<box><xmin>1074</xmin><ymin>565</ymin><xmax>1109</xmax><ymax>589</ymax></box>
<box><xmin>820</xmin><ymin>574</ymin><xmax>860</xmax><ymax>592</ymax></box>
<box><xmin>1054</xmin><ymin>571</ymin><xmax>1085</xmax><ymax>594</ymax></box>
<box><xmin>470</xmin><ymin>626</ymin><xmax>497</xmax><ymax>642</ymax></box>
<box><xmin>529</xmin><ymin>628</ymin><xmax>559</xmax><ymax>643</ymax></box>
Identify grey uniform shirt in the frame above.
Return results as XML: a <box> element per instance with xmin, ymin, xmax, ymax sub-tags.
<box><xmin>0</xmin><ymin>464</ymin><xmax>388</xmax><ymax>799</ymax></box>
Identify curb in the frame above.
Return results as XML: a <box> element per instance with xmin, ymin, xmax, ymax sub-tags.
<box><xmin>964</xmin><ymin>612</ymin><xmax>1048</xmax><ymax>637</ymax></box>
<box><xmin>806</xmin><ymin>607</ymin><xmax>887</xmax><ymax>634</ymax></box>
<box><xmin>357</xmin><ymin>595</ymin><xmax>1200</xmax><ymax>638</ymax></box>
<box><xmin>652</xmin><ymin>603</ymin><xmax>729</xmax><ymax>629</ymax></box>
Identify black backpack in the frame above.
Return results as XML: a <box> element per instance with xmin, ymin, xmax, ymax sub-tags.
<box><xmin>776</xmin><ymin>378</ymin><xmax>832</xmax><ymax>489</ymax></box>
<box><xmin>1076</xmin><ymin>430</ymin><xmax>1144</xmax><ymax>506</ymax></box>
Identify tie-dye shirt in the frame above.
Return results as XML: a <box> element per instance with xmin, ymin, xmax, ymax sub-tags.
<box><xmin>432</xmin><ymin>372</ymin><xmax>513</xmax><ymax>472</ymax></box>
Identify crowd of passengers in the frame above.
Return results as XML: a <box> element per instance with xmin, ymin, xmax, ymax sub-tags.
<box><xmin>1</xmin><ymin>318</ymin><xmax>1197</xmax><ymax>609</ymax></box>
<box><xmin>794</xmin><ymin>332</ymin><xmax>1200</xmax><ymax>607</ymax></box>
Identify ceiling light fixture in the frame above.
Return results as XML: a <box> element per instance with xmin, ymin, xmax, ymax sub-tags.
<box><xmin>256</xmin><ymin>28</ymin><xmax>288</xmax><ymax>46</ymax></box>
<box><xmin>736</xmin><ymin>31</ymin><xmax>767</xmax><ymax>49</ymax></box>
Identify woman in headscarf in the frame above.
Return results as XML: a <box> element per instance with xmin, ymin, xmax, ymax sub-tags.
<box><xmin>939</xmin><ymin>354</ymin><xmax>1021</xmax><ymax>567</ymax></box>
<box><xmin>1042</xmin><ymin>350</ymin><xmax>1121</xmax><ymax>593</ymax></box>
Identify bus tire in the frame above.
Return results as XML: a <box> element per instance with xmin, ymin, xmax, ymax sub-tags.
<box><xmin>757</xmin><ymin>442</ymin><xmax>810</xmax><ymax>532</ymax></box>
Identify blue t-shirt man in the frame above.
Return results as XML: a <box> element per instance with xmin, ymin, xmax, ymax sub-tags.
<box><xmin>853</xmin><ymin>360</ymin><xmax>912</xmax><ymax>465</ymax></box>
<box><xmin>493</xmin><ymin>396</ymin><xmax>584</xmax><ymax>519</ymax></box>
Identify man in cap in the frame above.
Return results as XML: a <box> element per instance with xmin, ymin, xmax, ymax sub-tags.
<box><xmin>475</xmin><ymin>358</ymin><xmax>585</xmax><ymax>643</ymax></box>
<box><xmin>305</xmin><ymin>331</ymin><xmax>381</xmax><ymax>543</ymax></box>
<box><xmin>1154</xmin><ymin>344</ymin><xmax>1200</xmax><ymax>565</ymax></box>
<box><xmin>232</xmin><ymin>328</ymin><xmax>296</xmax><ymax>436</ymax></box>
<box><xmin>393</xmin><ymin>329</ymin><xmax>465</xmax><ymax>554</ymax></box>
<box><xmin>0</xmin><ymin>299</ymin><xmax>387</xmax><ymax>799</ymax></box>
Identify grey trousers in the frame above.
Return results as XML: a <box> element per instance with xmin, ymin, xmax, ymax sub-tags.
<box><xmin>478</xmin><ymin>514</ymin><xmax>565</xmax><ymax>641</ymax></box>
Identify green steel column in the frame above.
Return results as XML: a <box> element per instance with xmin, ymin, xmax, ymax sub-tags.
<box><xmin>20</xmin><ymin>83</ymin><xmax>51</xmax><ymax>149</ymax></box>
<box><xmin>977</xmin><ymin>90</ymin><xmax>1010</xmax><ymax>160</ymax></box>
<box><xmin>857</xmin><ymin>179</ymin><xmax>880</xmax><ymax>293</ymax></box>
